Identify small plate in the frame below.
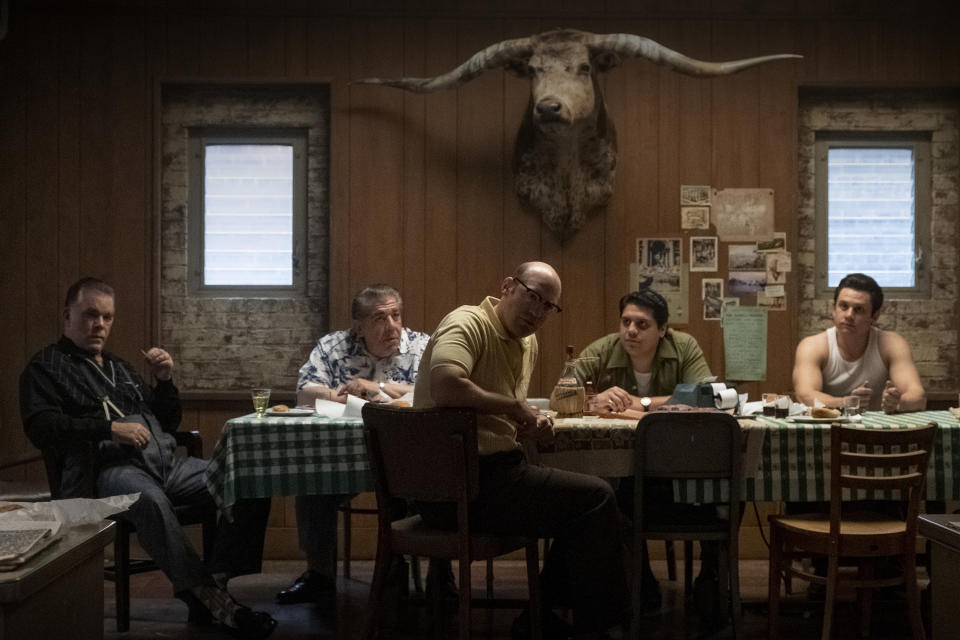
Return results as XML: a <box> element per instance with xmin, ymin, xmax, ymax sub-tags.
<box><xmin>786</xmin><ymin>415</ymin><xmax>851</xmax><ymax>423</ymax></box>
<box><xmin>266</xmin><ymin>408</ymin><xmax>315</xmax><ymax>416</ymax></box>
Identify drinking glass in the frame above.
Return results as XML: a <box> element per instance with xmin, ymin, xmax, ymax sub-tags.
<box><xmin>762</xmin><ymin>393</ymin><xmax>778</xmax><ymax>417</ymax></box>
<box><xmin>774</xmin><ymin>394</ymin><xmax>791</xmax><ymax>418</ymax></box>
<box><xmin>842</xmin><ymin>395</ymin><xmax>860</xmax><ymax>417</ymax></box>
<box><xmin>251</xmin><ymin>388</ymin><xmax>271</xmax><ymax>418</ymax></box>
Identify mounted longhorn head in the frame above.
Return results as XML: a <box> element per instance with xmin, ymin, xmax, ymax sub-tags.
<box><xmin>355</xmin><ymin>29</ymin><xmax>800</xmax><ymax>240</ymax></box>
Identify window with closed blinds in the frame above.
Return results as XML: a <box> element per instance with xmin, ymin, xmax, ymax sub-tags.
<box><xmin>814</xmin><ymin>132</ymin><xmax>931</xmax><ymax>296</ymax></box>
<box><xmin>188</xmin><ymin>129</ymin><xmax>306</xmax><ymax>295</ymax></box>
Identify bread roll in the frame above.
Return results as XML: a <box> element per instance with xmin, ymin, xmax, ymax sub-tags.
<box><xmin>810</xmin><ymin>406</ymin><xmax>841</xmax><ymax>419</ymax></box>
<box><xmin>271</xmin><ymin>404</ymin><xmax>290</xmax><ymax>413</ymax></box>
<box><xmin>389</xmin><ymin>400</ymin><xmax>411</xmax><ymax>407</ymax></box>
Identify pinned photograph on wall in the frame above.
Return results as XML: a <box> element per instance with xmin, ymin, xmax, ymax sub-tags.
<box><xmin>690</xmin><ymin>236</ymin><xmax>718</xmax><ymax>272</ymax></box>
<box><xmin>728</xmin><ymin>244</ymin><xmax>766</xmax><ymax>271</ymax></box>
<box><xmin>720</xmin><ymin>297</ymin><xmax>740</xmax><ymax>327</ymax></box>
<box><xmin>757</xmin><ymin>292</ymin><xmax>787</xmax><ymax>311</ymax></box>
<box><xmin>630</xmin><ymin>262</ymin><xmax>688</xmax><ymax>324</ymax></box>
<box><xmin>727</xmin><ymin>270</ymin><xmax>767</xmax><ymax>296</ymax></box>
<box><xmin>712</xmin><ymin>188</ymin><xmax>774</xmax><ymax>241</ymax></box>
<box><xmin>636</xmin><ymin>238</ymin><xmax>681</xmax><ymax>272</ymax></box>
<box><xmin>680</xmin><ymin>185</ymin><xmax>711</xmax><ymax>206</ymax></box>
<box><xmin>765</xmin><ymin>252</ymin><xmax>789</xmax><ymax>285</ymax></box>
<box><xmin>757</xmin><ymin>231</ymin><xmax>786</xmax><ymax>253</ymax></box>
<box><xmin>681</xmin><ymin>206</ymin><xmax>710</xmax><ymax>230</ymax></box>
<box><xmin>702</xmin><ymin>278</ymin><xmax>724</xmax><ymax>321</ymax></box>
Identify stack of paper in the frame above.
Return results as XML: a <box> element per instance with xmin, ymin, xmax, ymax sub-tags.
<box><xmin>0</xmin><ymin>520</ymin><xmax>61</xmax><ymax>570</ymax></box>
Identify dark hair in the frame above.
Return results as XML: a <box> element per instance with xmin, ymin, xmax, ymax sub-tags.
<box><xmin>64</xmin><ymin>277</ymin><xmax>115</xmax><ymax>309</ymax></box>
<box><xmin>619</xmin><ymin>288</ymin><xmax>669</xmax><ymax>327</ymax></box>
<box><xmin>351</xmin><ymin>284</ymin><xmax>402</xmax><ymax>320</ymax></box>
<box><xmin>834</xmin><ymin>273</ymin><xmax>883</xmax><ymax>313</ymax></box>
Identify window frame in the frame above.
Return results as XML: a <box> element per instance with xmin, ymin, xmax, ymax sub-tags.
<box><xmin>187</xmin><ymin>127</ymin><xmax>308</xmax><ymax>297</ymax></box>
<box><xmin>813</xmin><ymin>130</ymin><xmax>931</xmax><ymax>299</ymax></box>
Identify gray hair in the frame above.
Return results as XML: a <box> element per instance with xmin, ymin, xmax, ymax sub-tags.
<box><xmin>351</xmin><ymin>284</ymin><xmax>402</xmax><ymax>320</ymax></box>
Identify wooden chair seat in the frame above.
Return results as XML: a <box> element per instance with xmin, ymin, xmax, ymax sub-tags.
<box><xmin>390</xmin><ymin>514</ymin><xmax>533</xmax><ymax>559</ymax></box>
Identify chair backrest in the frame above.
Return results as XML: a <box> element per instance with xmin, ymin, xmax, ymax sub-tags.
<box><xmin>634</xmin><ymin>411</ymin><xmax>742</xmax><ymax>480</ymax></box>
<box><xmin>633</xmin><ymin>411</ymin><xmax>742</xmax><ymax>539</ymax></box>
<box><xmin>829</xmin><ymin>422</ymin><xmax>937</xmax><ymax>537</ymax></box>
<box><xmin>361</xmin><ymin>403</ymin><xmax>480</xmax><ymax>505</ymax></box>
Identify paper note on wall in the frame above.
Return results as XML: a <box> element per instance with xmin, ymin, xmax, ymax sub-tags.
<box><xmin>723</xmin><ymin>306</ymin><xmax>768</xmax><ymax>381</ymax></box>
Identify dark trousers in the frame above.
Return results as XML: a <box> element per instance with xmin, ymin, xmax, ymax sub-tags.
<box><xmin>417</xmin><ymin>450</ymin><xmax>629</xmax><ymax>634</ymax></box>
<box><xmin>99</xmin><ymin>456</ymin><xmax>270</xmax><ymax>593</ymax></box>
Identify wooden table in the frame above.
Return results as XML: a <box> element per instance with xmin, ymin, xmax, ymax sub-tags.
<box><xmin>0</xmin><ymin>521</ymin><xmax>115</xmax><ymax>640</ymax></box>
<box><xmin>918</xmin><ymin>514</ymin><xmax>960</xmax><ymax>635</ymax></box>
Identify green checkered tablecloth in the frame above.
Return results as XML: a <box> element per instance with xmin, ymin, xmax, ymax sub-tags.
<box><xmin>735</xmin><ymin>410</ymin><xmax>959</xmax><ymax>503</ymax></box>
<box><xmin>206</xmin><ymin>414</ymin><xmax>371</xmax><ymax>511</ymax></box>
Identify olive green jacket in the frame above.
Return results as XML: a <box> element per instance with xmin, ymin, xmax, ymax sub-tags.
<box><xmin>575</xmin><ymin>330</ymin><xmax>712</xmax><ymax>397</ymax></box>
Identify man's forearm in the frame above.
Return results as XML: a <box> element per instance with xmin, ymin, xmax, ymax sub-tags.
<box><xmin>432</xmin><ymin>369</ymin><xmax>523</xmax><ymax>417</ymax></box>
<box><xmin>297</xmin><ymin>385</ymin><xmax>337</xmax><ymax>405</ymax></box>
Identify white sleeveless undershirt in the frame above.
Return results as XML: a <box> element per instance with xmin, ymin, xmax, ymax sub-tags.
<box><xmin>633</xmin><ymin>371</ymin><xmax>652</xmax><ymax>397</ymax></box>
<box><xmin>821</xmin><ymin>326</ymin><xmax>887</xmax><ymax>411</ymax></box>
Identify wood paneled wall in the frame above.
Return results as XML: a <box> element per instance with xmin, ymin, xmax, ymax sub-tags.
<box><xmin>2</xmin><ymin>1</ymin><xmax>959</xmax><ymax>558</ymax></box>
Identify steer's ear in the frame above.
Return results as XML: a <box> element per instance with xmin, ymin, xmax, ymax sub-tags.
<box><xmin>504</xmin><ymin>59</ymin><xmax>531</xmax><ymax>77</ymax></box>
<box><xmin>592</xmin><ymin>51</ymin><xmax>621</xmax><ymax>72</ymax></box>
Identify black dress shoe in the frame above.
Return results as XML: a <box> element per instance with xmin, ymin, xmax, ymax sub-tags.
<box><xmin>276</xmin><ymin>571</ymin><xmax>336</xmax><ymax>604</ymax></box>
<box><xmin>225</xmin><ymin>607</ymin><xmax>278</xmax><ymax>640</ymax></box>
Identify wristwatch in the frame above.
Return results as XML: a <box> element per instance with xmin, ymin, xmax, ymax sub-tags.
<box><xmin>640</xmin><ymin>397</ymin><xmax>652</xmax><ymax>412</ymax></box>
<box><xmin>379</xmin><ymin>381</ymin><xmax>386</xmax><ymax>394</ymax></box>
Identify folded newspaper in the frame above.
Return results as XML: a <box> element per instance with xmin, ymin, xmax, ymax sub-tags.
<box><xmin>0</xmin><ymin>494</ymin><xmax>138</xmax><ymax>570</ymax></box>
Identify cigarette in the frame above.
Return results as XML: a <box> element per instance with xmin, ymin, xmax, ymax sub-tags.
<box><xmin>140</xmin><ymin>349</ymin><xmax>150</xmax><ymax>359</ymax></box>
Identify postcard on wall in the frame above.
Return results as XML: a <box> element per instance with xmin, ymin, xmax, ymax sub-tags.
<box><xmin>723</xmin><ymin>306</ymin><xmax>768</xmax><ymax>381</ymax></box>
<box><xmin>765</xmin><ymin>253</ymin><xmax>789</xmax><ymax>285</ymax></box>
<box><xmin>629</xmin><ymin>262</ymin><xmax>689</xmax><ymax>324</ymax></box>
<box><xmin>728</xmin><ymin>244</ymin><xmax>766</xmax><ymax>271</ymax></box>
<box><xmin>636</xmin><ymin>238</ymin><xmax>682</xmax><ymax>271</ymax></box>
<box><xmin>680</xmin><ymin>185</ymin><xmax>711</xmax><ymax>206</ymax></box>
<box><xmin>681</xmin><ymin>206</ymin><xmax>710</xmax><ymax>230</ymax></box>
<box><xmin>727</xmin><ymin>270</ymin><xmax>767</xmax><ymax>296</ymax></box>
<box><xmin>690</xmin><ymin>236</ymin><xmax>718</xmax><ymax>272</ymax></box>
<box><xmin>757</xmin><ymin>293</ymin><xmax>787</xmax><ymax>311</ymax></box>
<box><xmin>711</xmin><ymin>188</ymin><xmax>774</xmax><ymax>242</ymax></box>
<box><xmin>720</xmin><ymin>297</ymin><xmax>740</xmax><ymax>328</ymax></box>
<box><xmin>757</xmin><ymin>231</ymin><xmax>786</xmax><ymax>253</ymax></box>
<box><xmin>702</xmin><ymin>278</ymin><xmax>724</xmax><ymax>321</ymax></box>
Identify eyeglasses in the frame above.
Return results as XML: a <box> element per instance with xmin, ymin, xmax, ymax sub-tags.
<box><xmin>513</xmin><ymin>277</ymin><xmax>562</xmax><ymax>314</ymax></box>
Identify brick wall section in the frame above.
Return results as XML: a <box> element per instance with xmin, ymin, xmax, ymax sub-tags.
<box><xmin>797</xmin><ymin>92</ymin><xmax>960</xmax><ymax>394</ymax></box>
<box><xmin>160</xmin><ymin>85</ymin><xmax>330</xmax><ymax>391</ymax></box>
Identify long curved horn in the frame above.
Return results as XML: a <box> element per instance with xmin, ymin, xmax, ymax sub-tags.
<box><xmin>589</xmin><ymin>33</ymin><xmax>801</xmax><ymax>77</ymax></box>
<box><xmin>353</xmin><ymin>36</ymin><xmax>534</xmax><ymax>93</ymax></box>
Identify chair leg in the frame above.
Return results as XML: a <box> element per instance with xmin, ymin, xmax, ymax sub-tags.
<box><xmin>767</xmin><ymin>525</ymin><xmax>781</xmax><ymax>640</ymax></box>
<box><xmin>903</xmin><ymin>552</ymin><xmax>926</xmax><ymax>640</ymax></box>
<box><xmin>822</xmin><ymin>552</ymin><xmax>839</xmax><ymax>640</ymax></box>
<box><xmin>342</xmin><ymin>502</ymin><xmax>352</xmax><ymax>579</ymax></box>
<box><xmin>363</xmin><ymin>547</ymin><xmax>392</xmax><ymax>640</ymax></box>
<box><xmin>458</xmin><ymin>558</ymin><xmax>472</xmax><ymax>640</ymax></box>
<box><xmin>525</xmin><ymin>543</ymin><xmax>542</xmax><ymax>640</ymax></box>
<box><xmin>857</xmin><ymin>561</ymin><xmax>874</xmax><ymax>638</ymax></box>
<box><xmin>727</xmin><ymin>540</ymin><xmax>742</xmax><ymax>637</ymax></box>
<box><xmin>684</xmin><ymin>540</ymin><xmax>694</xmax><ymax>597</ymax></box>
<box><xmin>411</xmin><ymin>556</ymin><xmax>423</xmax><ymax>593</ymax></box>
<box><xmin>486</xmin><ymin>557</ymin><xmax>494</xmax><ymax>600</ymax></box>
<box><xmin>115</xmin><ymin>523</ymin><xmax>131</xmax><ymax>633</ymax></box>
<box><xmin>665</xmin><ymin>540</ymin><xmax>677</xmax><ymax>581</ymax></box>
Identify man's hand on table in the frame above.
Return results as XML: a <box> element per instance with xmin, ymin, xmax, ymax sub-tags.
<box><xmin>594</xmin><ymin>386</ymin><xmax>632</xmax><ymax>413</ymax></box>
<box><xmin>336</xmin><ymin>378</ymin><xmax>385</xmax><ymax>401</ymax></box>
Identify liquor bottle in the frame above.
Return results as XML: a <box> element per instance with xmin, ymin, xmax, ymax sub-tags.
<box><xmin>582</xmin><ymin>379</ymin><xmax>597</xmax><ymax>416</ymax></box>
<box><xmin>549</xmin><ymin>345</ymin><xmax>584</xmax><ymax>418</ymax></box>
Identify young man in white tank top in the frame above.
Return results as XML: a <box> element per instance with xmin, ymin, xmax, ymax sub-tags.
<box><xmin>793</xmin><ymin>273</ymin><xmax>925</xmax><ymax>413</ymax></box>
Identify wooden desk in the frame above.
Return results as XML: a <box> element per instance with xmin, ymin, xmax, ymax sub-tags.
<box><xmin>918</xmin><ymin>514</ymin><xmax>960</xmax><ymax>637</ymax></box>
<box><xmin>0</xmin><ymin>521</ymin><xmax>115</xmax><ymax>640</ymax></box>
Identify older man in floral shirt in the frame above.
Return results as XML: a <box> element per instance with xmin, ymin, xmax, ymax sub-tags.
<box><xmin>278</xmin><ymin>284</ymin><xmax>429</xmax><ymax>605</ymax></box>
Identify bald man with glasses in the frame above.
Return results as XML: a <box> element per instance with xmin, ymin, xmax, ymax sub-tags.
<box><xmin>413</xmin><ymin>261</ymin><xmax>629</xmax><ymax>640</ymax></box>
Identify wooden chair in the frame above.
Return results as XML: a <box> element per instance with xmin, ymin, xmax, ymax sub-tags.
<box><xmin>337</xmin><ymin>497</ymin><xmax>424</xmax><ymax>593</ymax></box>
<box><xmin>767</xmin><ymin>422</ymin><xmax>937</xmax><ymax>640</ymax></box>
<box><xmin>631</xmin><ymin>411</ymin><xmax>743</xmax><ymax>637</ymax></box>
<box><xmin>42</xmin><ymin>431</ymin><xmax>218</xmax><ymax>632</ymax></box>
<box><xmin>361</xmin><ymin>403</ymin><xmax>542</xmax><ymax>640</ymax></box>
